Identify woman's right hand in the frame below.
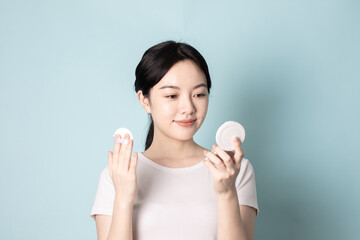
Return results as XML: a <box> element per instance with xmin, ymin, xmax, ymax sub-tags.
<box><xmin>108</xmin><ymin>133</ymin><xmax>138</xmax><ymax>207</ymax></box>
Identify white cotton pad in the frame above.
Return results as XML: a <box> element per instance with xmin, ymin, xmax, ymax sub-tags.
<box><xmin>216</xmin><ymin>121</ymin><xmax>245</xmax><ymax>151</ymax></box>
<box><xmin>113</xmin><ymin>128</ymin><xmax>133</xmax><ymax>143</ymax></box>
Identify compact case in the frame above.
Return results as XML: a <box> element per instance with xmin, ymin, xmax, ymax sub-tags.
<box><xmin>216</xmin><ymin>121</ymin><xmax>245</xmax><ymax>151</ymax></box>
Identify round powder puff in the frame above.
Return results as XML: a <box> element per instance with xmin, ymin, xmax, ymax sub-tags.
<box><xmin>216</xmin><ymin>121</ymin><xmax>245</xmax><ymax>151</ymax></box>
<box><xmin>113</xmin><ymin>127</ymin><xmax>133</xmax><ymax>140</ymax></box>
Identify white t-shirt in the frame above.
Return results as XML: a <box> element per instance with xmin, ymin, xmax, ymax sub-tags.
<box><xmin>90</xmin><ymin>152</ymin><xmax>259</xmax><ymax>240</ymax></box>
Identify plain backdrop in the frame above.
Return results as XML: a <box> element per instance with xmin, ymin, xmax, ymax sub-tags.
<box><xmin>0</xmin><ymin>0</ymin><xmax>359</xmax><ymax>239</ymax></box>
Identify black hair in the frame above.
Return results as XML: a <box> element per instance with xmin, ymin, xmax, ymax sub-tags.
<box><xmin>134</xmin><ymin>40</ymin><xmax>212</xmax><ymax>150</ymax></box>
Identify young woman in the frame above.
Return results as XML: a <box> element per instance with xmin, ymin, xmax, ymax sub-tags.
<box><xmin>90</xmin><ymin>40</ymin><xmax>259</xmax><ymax>240</ymax></box>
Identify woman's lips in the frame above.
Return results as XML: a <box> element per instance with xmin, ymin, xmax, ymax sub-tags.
<box><xmin>175</xmin><ymin>119</ymin><xmax>196</xmax><ymax>127</ymax></box>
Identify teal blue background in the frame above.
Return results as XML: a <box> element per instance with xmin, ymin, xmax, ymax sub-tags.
<box><xmin>1</xmin><ymin>0</ymin><xmax>359</xmax><ymax>239</ymax></box>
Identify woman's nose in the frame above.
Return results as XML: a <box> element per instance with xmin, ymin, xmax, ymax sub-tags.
<box><xmin>180</xmin><ymin>96</ymin><xmax>195</xmax><ymax>114</ymax></box>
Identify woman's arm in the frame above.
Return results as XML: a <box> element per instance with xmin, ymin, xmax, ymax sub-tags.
<box><xmin>217</xmin><ymin>191</ymin><xmax>257</xmax><ymax>240</ymax></box>
<box><xmin>95</xmin><ymin>195</ymin><xmax>134</xmax><ymax>240</ymax></box>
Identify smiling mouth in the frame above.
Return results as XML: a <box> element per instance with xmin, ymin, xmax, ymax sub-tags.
<box><xmin>175</xmin><ymin>119</ymin><xmax>196</xmax><ymax>123</ymax></box>
<box><xmin>174</xmin><ymin>119</ymin><xmax>197</xmax><ymax>126</ymax></box>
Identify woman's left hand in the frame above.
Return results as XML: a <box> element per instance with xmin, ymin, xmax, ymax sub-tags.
<box><xmin>203</xmin><ymin>136</ymin><xmax>244</xmax><ymax>197</ymax></box>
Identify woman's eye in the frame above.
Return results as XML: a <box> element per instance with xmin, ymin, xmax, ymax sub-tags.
<box><xmin>166</xmin><ymin>95</ymin><xmax>177</xmax><ymax>99</ymax></box>
<box><xmin>195</xmin><ymin>94</ymin><xmax>206</xmax><ymax>97</ymax></box>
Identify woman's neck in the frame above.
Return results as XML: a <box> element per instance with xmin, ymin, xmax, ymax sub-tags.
<box><xmin>142</xmin><ymin>130</ymin><xmax>207</xmax><ymax>164</ymax></box>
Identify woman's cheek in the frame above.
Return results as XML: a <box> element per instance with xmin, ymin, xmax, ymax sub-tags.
<box><xmin>160</xmin><ymin>100</ymin><xmax>176</xmax><ymax>115</ymax></box>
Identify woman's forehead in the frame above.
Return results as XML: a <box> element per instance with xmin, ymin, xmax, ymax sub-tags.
<box><xmin>154</xmin><ymin>60</ymin><xmax>207</xmax><ymax>90</ymax></box>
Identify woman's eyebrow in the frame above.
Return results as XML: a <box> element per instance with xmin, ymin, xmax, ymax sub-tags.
<box><xmin>159</xmin><ymin>83</ymin><xmax>207</xmax><ymax>90</ymax></box>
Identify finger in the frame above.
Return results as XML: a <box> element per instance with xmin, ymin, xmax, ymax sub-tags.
<box><xmin>204</xmin><ymin>150</ymin><xmax>226</xmax><ymax>169</ymax></box>
<box><xmin>119</xmin><ymin>133</ymin><xmax>130</xmax><ymax>169</ymax></box>
<box><xmin>203</xmin><ymin>157</ymin><xmax>221</xmax><ymax>177</ymax></box>
<box><xmin>113</xmin><ymin>134</ymin><xmax>123</xmax><ymax>170</ymax></box>
<box><xmin>212</xmin><ymin>144</ymin><xmax>235</xmax><ymax>170</ymax></box>
<box><xmin>233</xmin><ymin>137</ymin><xmax>244</xmax><ymax>165</ymax></box>
<box><xmin>129</xmin><ymin>152</ymin><xmax>138</xmax><ymax>172</ymax></box>
<box><xmin>108</xmin><ymin>151</ymin><xmax>113</xmax><ymax>178</ymax></box>
<box><xmin>123</xmin><ymin>136</ymin><xmax>133</xmax><ymax>171</ymax></box>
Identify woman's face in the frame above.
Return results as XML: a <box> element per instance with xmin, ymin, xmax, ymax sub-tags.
<box><xmin>143</xmin><ymin>59</ymin><xmax>209</xmax><ymax>142</ymax></box>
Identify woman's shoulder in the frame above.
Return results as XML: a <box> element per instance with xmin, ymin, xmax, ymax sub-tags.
<box><xmin>98</xmin><ymin>165</ymin><xmax>112</xmax><ymax>183</ymax></box>
<box><xmin>240</xmin><ymin>157</ymin><xmax>254</xmax><ymax>172</ymax></box>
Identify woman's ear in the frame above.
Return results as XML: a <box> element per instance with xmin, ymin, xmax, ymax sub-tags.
<box><xmin>137</xmin><ymin>90</ymin><xmax>151</xmax><ymax>114</ymax></box>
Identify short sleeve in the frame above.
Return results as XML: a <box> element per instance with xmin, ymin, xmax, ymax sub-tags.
<box><xmin>90</xmin><ymin>166</ymin><xmax>115</xmax><ymax>221</ymax></box>
<box><xmin>235</xmin><ymin>158</ymin><xmax>259</xmax><ymax>216</ymax></box>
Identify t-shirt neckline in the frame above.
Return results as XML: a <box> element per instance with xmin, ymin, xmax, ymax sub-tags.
<box><xmin>138</xmin><ymin>152</ymin><xmax>204</xmax><ymax>173</ymax></box>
